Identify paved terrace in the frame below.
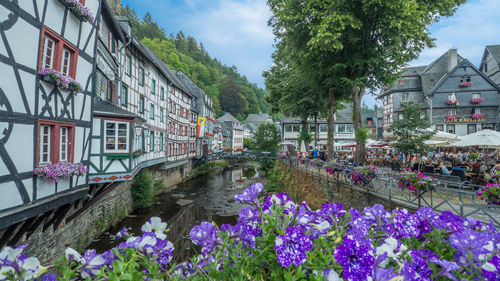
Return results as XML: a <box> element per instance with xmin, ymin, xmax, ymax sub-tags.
<box><xmin>279</xmin><ymin>158</ymin><xmax>500</xmax><ymax>229</ymax></box>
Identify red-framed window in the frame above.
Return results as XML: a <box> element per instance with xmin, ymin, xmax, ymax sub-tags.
<box><xmin>103</xmin><ymin>120</ymin><xmax>130</xmax><ymax>154</ymax></box>
<box><xmin>37</xmin><ymin>120</ymin><xmax>75</xmax><ymax>166</ymax></box>
<box><xmin>39</xmin><ymin>26</ymin><xmax>78</xmax><ymax>78</ymax></box>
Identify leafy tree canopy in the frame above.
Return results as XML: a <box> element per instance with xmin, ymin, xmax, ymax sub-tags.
<box><xmin>253</xmin><ymin>123</ymin><xmax>281</xmax><ymax>153</ymax></box>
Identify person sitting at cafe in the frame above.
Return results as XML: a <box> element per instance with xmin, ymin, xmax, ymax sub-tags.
<box><xmin>424</xmin><ymin>159</ymin><xmax>435</xmax><ymax>173</ymax></box>
<box><xmin>452</xmin><ymin>160</ymin><xmax>467</xmax><ymax>181</ymax></box>
<box><xmin>439</xmin><ymin>160</ymin><xmax>451</xmax><ymax>175</ymax></box>
<box><xmin>489</xmin><ymin>161</ymin><xmax>500</xmax><ymax>183</ymax></box>
<box><xmin>472</xmin><ymin>160</ymin><xmax>481</xmax><ymax>172</ymax></box>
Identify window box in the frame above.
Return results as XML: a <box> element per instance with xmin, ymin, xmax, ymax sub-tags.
<box><xmin>471</xmin><ymin>97</ymin><xmax>484</xmax><ymax>104</ymax></box>
<box><xmin>472</xmin><ymin>113</ymin><xmax>484</xmax><ymax>119</ymax></box>
<box><xmin>446</xmin><ymin>115</ymin><xmax>457</xmax><ymax>121</ymax></box>
<box><xmin>39</xmin><ymin>68</ymin><xmax>82</xmax><ymax>93</ymax></box>
<box><xmin>106</xmin><ymin>154</ymin><xmax>130</xmax><ymax>160</ymax></box>
<box><xmin>34</xmin><ymin>162</ymin><xmax>86</xmax><ymax>183</ymax></box>
<box><xmin>132</xmin><ymin>149</ymin><xmax>145</xmax><ymax>158</ymax></box>
<box><xmin>459</xmin><ymin>81</ymin><xmax>473</xmax><ymax>87</ymax></box>
<box><xmin>445</xmin><ymin>100</ymin><xmax>459</xmax><ymax>105</ymax></box>
<box><xmin>58</xmin><ymin>0</ymin><xmax>95</xmax><ymax>23</ymax></box>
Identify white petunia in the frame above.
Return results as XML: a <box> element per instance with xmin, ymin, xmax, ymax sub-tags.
<box><xmin>141</xmin><ymin>217</ymin><xmax>167</xmax><ymax>240</ymax></box>
<box><xmin>65</xmin><ymin>248</ymin><xmax>82</xmax><ymax>263</ymax></box>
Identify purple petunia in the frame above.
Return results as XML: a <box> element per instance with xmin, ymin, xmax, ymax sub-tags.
<box><xmin>274</xmin><ymin>226</ymin><xmax>312</xmax><ymax>267</ymax></box>
<box><xmin>190</xmin><ymin>222</ymin><xmax>222</xmax><ymax>255</ymax></box>
<box><xmin>234</xmin><ymin>182</ymin><xmax>264</xmax><ymax>205</ymax></box>
<box><xmin>334</xmin><ymin>236</ymin><xmax>374</xmax><ymax>281</ymax></box>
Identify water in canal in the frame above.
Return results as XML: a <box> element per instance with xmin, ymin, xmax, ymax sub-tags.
<box><xmin>87</xmin><ymin>162</ymin><xmax>261</xmax><ymax>262</ymax></box>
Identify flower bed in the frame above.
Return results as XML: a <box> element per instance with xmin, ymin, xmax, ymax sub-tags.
<box><xmin>472</xmin><ymin>113</ymin><xmax>484</xmax><ymax>119</ymax></box>
<box><xmin>34</xmin><ymin>162</ymin><xmax>86</xmax><ymax>183</ymax></box>
<box><xmin>310</xmin><ymin>158</ymin><xmax>324</xmax><ymax>168</ymax></box>
<box><xmin>477</xmin><ymin>183</ymin><xmax>500</xmax><ymax>205</ymax></box>
<box><xmin>446</xmin><ymin>99</ymin><xmax>459</xmax><ymax>105</ymax></box>
<box><xmin>471</xmin><ymin>97</ymin><xmax>484</xmax><ymax>104</ymax></box>
<box><xmin>324</xmin><ymin>161</ymin><xmax>344</xmax><ymax>174</ymax></box>
<box><xmin>60</xmin><ymin>0</ymin><xmax>95</xmax><ymax>23</ymax></box>
<box><xmin>459</xmin><ymin>81</ymin><xmax>473</xmax><ymax>87</ymax></box>
<box><xmin>3</xmin><ymin>182</ymin><xmax>499</xmax><ymax>281</ymax></box>
<box><xmin>350</xmin><ymin>165</ymin><xmax>377</xmax><ymax>186</ymax></box>
<box><xmin>395</xmin><ymin>169</ymin><xmax>438</xmax><ymax>195</ymax></box>
<box><xmin>446</xmin><ymin>115</ymin><xmax>457</xmax><ymax>121</ymax></box>
<box><xmin>39</xmin><ymin>68</ymin><xmax>83</xmax><ymax>93</ymax></box>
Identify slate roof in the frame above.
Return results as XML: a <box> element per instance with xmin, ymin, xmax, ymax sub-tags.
<box><xmin>480</xmin><ymin>45</ymin><xmax>500</xmax><ymax>70</ymax></box>
<box><xmin>176</xmin><ymin>71</ymin><xmax>205</xmax><ymax>113</ymax></box>
<box><xmin>245</xmin><ymin>113</ymin><xmax>273</xmax><ymax>123</ymax></box>
<box><xmin>217</xmin><ymin>112</ymin><xmax>240</xmax><ymax>123</ymax></box>
<box><xmin>130</xmin><ymin>37</ymin><xmax>192</xmax><ymax>97</ymax></box>
<box><xmin>93</xmin><ymin>99</ymin><xmax>145</xmax><ymax>121</ymax></box>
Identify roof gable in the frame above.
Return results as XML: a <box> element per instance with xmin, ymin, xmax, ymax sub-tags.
<box><xmin>432</xmin><ymin>59</ymin><xmax>500</xmax><ymax>94</ymax></box>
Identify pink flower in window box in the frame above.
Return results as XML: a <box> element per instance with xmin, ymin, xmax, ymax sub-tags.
<box><xmin>459</xmin><ymin>81</ymin><xmax>473</xmax><ymax>87</ymax></box>
<box><xmin>446</xmin><ymin>115</ymin><xmax>457</xmax><ymax>121</ymax></box>
<box><xmin>472</xmin><ymin>113</ymin><xmax>484</xmax><ymax>119</ymax></box>
<box><xmin>445</xmin><ymin>100</ymin><xmax>458</xmax><ymax>105</ymax></box>
<box><xmin>471</xmin><ymin>97</ymin><xmax>484</xmax><ymax>104</ymax></box>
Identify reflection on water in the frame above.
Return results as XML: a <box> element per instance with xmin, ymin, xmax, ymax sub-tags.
<box><xmin>87</xmin><ymin>162</ymin><xmax>261</xmax><ymax>261</ymax></box>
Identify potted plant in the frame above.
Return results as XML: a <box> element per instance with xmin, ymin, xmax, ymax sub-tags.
<box><xmin>325</xmin><ymin>161</ymin><xmax>344</xmax><ymax>174</ymax></box>
<box><xmin>468</xmin><ymin>153</ymin><xmax>478</xmax><ymax>160</ymax></box>
<box><xmin>472</xmin><ymin>113</ymin><xmax>484</xmax><ymax>119</ymax></box>
<box><xmin>34</xmin><ymin>162</ymin><xmax>87</xmax><ymax>183</ymax></box>
<box><xmin>350</xmin><ymin>166</ymin><xmax>377</xmax><ymax>186</ymax></box>
<box><xmin>471</xmin><ymin>97</ymin><xmax>484</xmax><ymax>104</ymax></box>
<box><xmin>60</xmin><ymin>0</ymin><xmax>95</xmax><ymax>23</ymax></box>
<box><xmin>476</xmin><ymin>183</ymin><xmax>500</xmax><ymax>205</ymax></box>
<box><xmin>446</xmin><ymin>100</ymin><xmax>459</xmax><ymax>105</ymax></box>
<box><xmin>395</xmin><ymin>169</ymin><xmax>438</xmax><ymax>195</ymax></box>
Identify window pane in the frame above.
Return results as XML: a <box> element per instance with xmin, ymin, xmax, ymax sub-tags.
<box><xmin>62</xmin><ymin>48</ymin><xmax>72</xmax><ymax>76</ymax></box>
<box><xmin>43</xmin><ymin>37</ymin><xmax>55</xmax><ymax>69</ymax></box>
<box><xmin>40</xmin><ymin>125</ymin><xmax>51</xmax><ymax>164</ymax></box>
<box><xmin>60</xmin><ymin>127</ymin><xmax>68</xmax><ymax>161</ymax></box>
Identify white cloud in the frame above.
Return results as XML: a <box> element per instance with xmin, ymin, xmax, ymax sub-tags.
<box><xmin>411</xmin><ymin>0</ymin><xmax>500</xmax><ymax>67</ymax></box>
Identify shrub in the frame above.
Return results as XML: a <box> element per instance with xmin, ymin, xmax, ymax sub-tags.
<box><xmin>131</xmin><ymin>169</ymin><xmax>155</xmax><ymax>208</ymax></box>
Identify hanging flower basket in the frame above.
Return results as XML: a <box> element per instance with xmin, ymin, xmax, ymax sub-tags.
<box><xmin>395</xmin><ymin>169</ymin><xmax>438</xmax><ymax>196</ymax></box>
<box><xmin>325</xmin><ymin>161</ymin><xmax>344</xmax><ymax>174</ymax></box>
<box><xmin>446</xmin><ymin>100</ymin><xmax>459</xmax><ymax>105</ymax></box>
<box><xmin>471</xmin><ymin>97</ymin><xmax>484</xmax><ymax>104</ymax></box>
<box><xmin>34</xmin><ymin>162</ymin><xmax>87</xmax><ymax>183</ymax></box>
<box><xmin>459</xmin><ymin>81</ymin><xmax>473</xmax><ymax>87</ymax></box>
<box><xmin>476</xmin><ymin>183</ymin><xmax>500</xmax><ymax>205</ymax></box>
<box><xmin>350</xmin><ymin>166</ymin><xmax>377</xmax><ymax>186</ymax></box>
<box><xmin>59</xmin><ymin>0</ymin><xmax>95</xmax><ymax>23</ymax></box>
<box><xmin>38</xmin><ymin>68</ymin><xmax>83</xmax><ymax>93</ymax></box>
<box><xmin>446</xmin><ymin>115</ymin><xmax>457</xmax><ymax>121</ymax></box>
<box><xmin>472</xmin><ymin>113</ymin><xmax>484</xmax><ymax>119</ymax></box>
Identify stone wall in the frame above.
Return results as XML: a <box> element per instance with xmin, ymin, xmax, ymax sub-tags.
<box><xmin>16</xmin><ymin>161</ymin><xmax>191</xmax><ymax>264</ymax></box>
<box><xmin>276</xmin><ymin>161</ymin><xmax>417</xmax><ymax>212</ymax></box>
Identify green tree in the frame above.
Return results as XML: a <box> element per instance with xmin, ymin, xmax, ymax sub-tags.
<box><xmin>243</xmin><ymin>138</ymin><xmax>256</xmax><ymax>150</ymax></box>
<box><xmin>387</xmin><ymin>103</ymin><xmax>435</xmax><ymax>166</ymax></box>
<box><xmin>301</xmin><ymin>0</ymin><xmax>465</xmax><ymax>162</ymax></box>
<box><xmin>253</xmin><ymin>123</ymin><xmax>281</xmax><ymax>153</ymax></box>
<box><xmin>220</xmin><ymin>76</ymin><xmax>246</xmax><ymax>116</ymax></box>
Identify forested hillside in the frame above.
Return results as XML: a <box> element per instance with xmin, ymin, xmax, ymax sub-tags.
<box><xmin>121</xmin><ymin>6</ymin><xmax>269</xmax><ymax>120</ymax></box>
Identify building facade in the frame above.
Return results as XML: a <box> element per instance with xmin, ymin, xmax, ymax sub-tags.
<box><xmin>0</xmin><ymin>0</ymin><xmax>98</xmax><ymax>228</ymax></box>
<box><xmin>378</xmin><ymin>49</ymin><xmax>500</xmax><ymax>136</ymax></box>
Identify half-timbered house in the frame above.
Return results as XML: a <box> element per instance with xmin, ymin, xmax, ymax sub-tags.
<box><xmin>0</xmin><ymin>0</ymin><xmax>98</xmax><ymax>230</ymax></box>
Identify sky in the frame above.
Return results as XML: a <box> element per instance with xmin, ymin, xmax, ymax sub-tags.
<box><xmin>122</xmin><ymin>0</ymin><xmax>500</xmax><ymax>108</ymax></box>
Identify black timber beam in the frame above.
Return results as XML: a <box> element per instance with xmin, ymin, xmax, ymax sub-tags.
<box><xmin>65</xmin><ymin>182</ymin><xmax>118</xmax><ymax>223</ymax></box>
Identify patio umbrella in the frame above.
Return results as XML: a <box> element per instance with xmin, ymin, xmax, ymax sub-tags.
<box><xmin>300</xmin><ymin>140</ymin><xmax>307</xmax><ymax>153</ymax></box>
<box><xmin>424</xmin><ymin>140</ymin><xmax>450</xmax><ymax>147</ymax></box>
<box><xmin>428</xmin><ymin>129</ymin><xmax>462</xmax><ymax>141</ymax></box>
<box><xmin>449</xmin><ymin>129</ymin><xmax>500</xmax><ymax>148</ymax></box>
<box><xmin>280</xmin><ymin>141</ymin><xmax>294</xmax><ymax>145</ymax></box>
<box><xmin>370</xmin><ymin>140</ymin><xmax>391</xmax><ymax>148</ymax></box>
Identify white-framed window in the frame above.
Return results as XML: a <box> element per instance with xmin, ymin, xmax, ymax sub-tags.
<box><xmin>59</xmin><ymin>127</ymin><xmax>68</xmax><ymax>162</ymax></box>
<box><xmin>40</xmin><ymin>125</ymin><xmax>51</xmax><ymax>164</ymax></box>
<box><xmin>42</xmin><ymin>36</ymin><xmax>56</xmax><ymax>69</ymax></box>
<box><xmin>104</xmin><ymin>121</ymin><xmax>129</xmax><ymax>153</ymax></box>
<box><xmin>474</xmin><ymin>108</ymin><xmax>481</xmax><ymax>114</ymax></box>
<box><xmin>319</xmin><ymin>124</ymin><xmax>327</xmax><ymax>133</ymax></box>
<box><xmin>460</xmin><ymin>76</ymin><xmax>471</xmax><ymax>83</ymax></box>
<box><xmin>472</xmin><ymin>93</ymin><xmax>481</xmax><ymax>100</ymax></box>
<box><xmin>468</xmin><ymin>124</ymin><xmax>477</xmax><ymax>134</ymax></box>
<box><xmin>401</xmin><ymin>93</ymin><xmax>409</xmax><ymax>102</ymax></box>
<box><xmin>150</xmin><ymin>104</ymin><xmax>155</xmax><ymax>120</ymax></box>
<box><xmin>61</xmin><ymin>47</ymin><xmax>72</xmax><ymax>76</ymax></box>
<box><xmin>447</xmin><ymin>108</ymin><xmax>457</xmax><ymax>115</ymax></box>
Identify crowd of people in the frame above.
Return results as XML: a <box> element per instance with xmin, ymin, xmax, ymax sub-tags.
<box><xmin>284</xmin><ymin>145</ymin><xmax>500</xmax><ymax>185</ymax></box>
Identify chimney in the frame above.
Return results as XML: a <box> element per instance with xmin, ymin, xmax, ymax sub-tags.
<box><xmin>106</xmin><ymin>0</ymin><xmax>121</xmax><ymax>16</ymax></box>
<box><xmin>448</xmin><ymin>49</ymin><xmax>457</xmax><ymax>72</ymax></box>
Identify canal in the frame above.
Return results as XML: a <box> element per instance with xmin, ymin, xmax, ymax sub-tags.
<box><xmin>88</xmin><ymin>162</ymin><xmax>261</xmax><ymax>261</ymax></box>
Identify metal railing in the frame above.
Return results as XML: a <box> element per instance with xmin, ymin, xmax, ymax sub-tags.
<box><xmin>279</xmin><ymin>158</ymin><xmax>500</xmax><ymax>229</ymax></box>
